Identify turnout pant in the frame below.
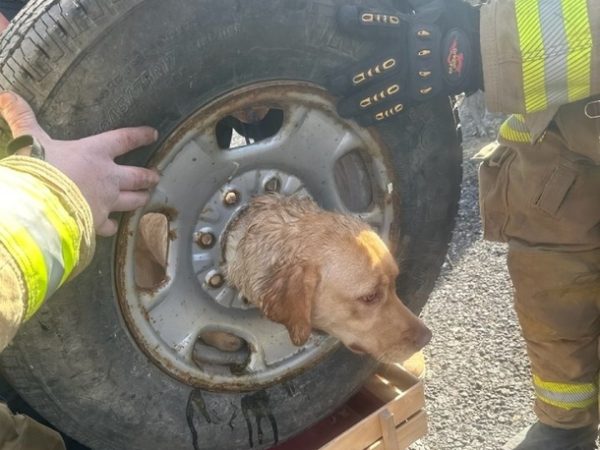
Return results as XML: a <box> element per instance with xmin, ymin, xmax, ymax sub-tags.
<box><xmin>478</xmin><ymin>97</ymin><xmax>600</xmax><ymax>428</ymax></box>
<box><xmin>0</xmin><ymin>403</ymin><xmax>65</xmax><ymax>450</ymax></box>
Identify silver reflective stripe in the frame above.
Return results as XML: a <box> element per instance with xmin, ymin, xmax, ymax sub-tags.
<box><xmin>539</xmin><ymin>0</ymin><xmax>569</xmax><ymax>106</ymax></box>
<box><xmin>535</xmin><ymin>384</ymin><xmax>597</xmax><ymax>405</ymax></box>
<box><xmin>533</xmin><ymin>374</ymin><xmax>598</xmax><ymax>410</ymax></box>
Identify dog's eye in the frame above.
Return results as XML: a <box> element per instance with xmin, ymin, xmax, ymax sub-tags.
<box><xmin>359</xmin><ymin>292</ymin><xmax>379</xmax><ymax>305</ymax></box>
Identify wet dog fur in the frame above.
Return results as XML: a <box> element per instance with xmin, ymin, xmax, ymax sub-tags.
<box><xmin>223</xmin><ymin>194</ymin><xmax>431</xmax><ymax>361</ymax></box>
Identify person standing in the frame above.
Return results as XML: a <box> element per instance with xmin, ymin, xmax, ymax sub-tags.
<box><xmin>332</xmin><ymin>0</ymin><xmax>600</xmax><ymax>448</ymax></box>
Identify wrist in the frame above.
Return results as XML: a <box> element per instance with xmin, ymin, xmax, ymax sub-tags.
<box><xmin>7</xmin><ymin>135</ymin><xmax>46</xmax><ymax>161</ymax></box>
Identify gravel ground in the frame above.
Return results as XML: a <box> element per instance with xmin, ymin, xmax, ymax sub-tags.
<box><xmin>410</xmin><ymin>101</ymin><xmax>537</xmax><ymax>450</ymax></box>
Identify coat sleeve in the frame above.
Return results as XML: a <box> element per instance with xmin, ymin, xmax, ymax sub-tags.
<box><xmin>0</xmin><ymin>156</ymin><xmax>94</xmax><ymax>351</ymax></box>
<box><xmin>481</xmin><ymin>0</ymin><xmax>600</xmax><ymax>115</ymax></box>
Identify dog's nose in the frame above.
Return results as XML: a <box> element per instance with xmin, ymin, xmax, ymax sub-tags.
<box><xmin>414</xmin><ymin>326</ymin><xmax>432</xmax><ymax>350</ymax></box>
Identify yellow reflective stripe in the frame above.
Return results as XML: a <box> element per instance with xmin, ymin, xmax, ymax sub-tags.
<box><xmin>561</xmin><ymin>0</ymin><xmax>592</xmax><ymax>102</ymax></box>
<box><xmin>499</xmin><ymin>124</ymin><xmax>530</xmax><ymax>143</ymax></box>
<box><xmin>515</xmin><ymin>0</ymin><xmax>592</xmax><ymax>111</ymax></box>
<box><xmin>45</xmin><ymin>206</ymin><xmax>78</xmax><ymax>286</ymax></box>
<box><xmin>512</xmin><ymin>114</ymin><xmax>526</xmax><ymax>124</ymax></box>
<box><xmin>0</xmin><ymin>165</ymin><xmax>83</xmax><ymax>320</ymax></box>
<box><xmin>0</xmin><ymin>216</ymin><xmax>48</xmax><ymax>319</ymax></box>
<box><xmin>534</xmin><ymin>375</ymin><xmax>597</xmax><ymax>394</ymax></box>
<box><xmin>533</xmin><ymin>374</ymin><xmax>598</xmax><ymax>410</ymax></box>
<box><xmin>499</xmin><ymin>114</ymin><xmax>531</xmax><ymax>143</ymax></box>
<box><xmin>1</xmin><ymin>166</ymin><xmax>80</xmax><ymax>286</ymax></box>
<box><xmin>515</xmin><ymin>0</ymin><xmax>547</xmax><ymax>112</ymax></box>
<box><xmin>36</xmin><ymin>188</ymin><xmax>79</xmax><ymax>286</ymax></box>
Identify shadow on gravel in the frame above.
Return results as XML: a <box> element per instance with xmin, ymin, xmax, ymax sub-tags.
<box><xmin>442</xmin><ymin>95</ymin><xmax>505</xmax><ymax>270</ymax></box>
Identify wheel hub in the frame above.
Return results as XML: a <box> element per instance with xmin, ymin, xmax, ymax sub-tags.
<box><xmin>194</xmin><ymin>169</ymin><xmax>309</xmax><ymax>310</ymax></box>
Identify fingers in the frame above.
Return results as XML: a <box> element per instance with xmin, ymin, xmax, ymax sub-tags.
<box><xmin>97</xmin><ymin>190</ymin><xmax>152</xmax><ymax>236</ymax></box>
<box><xmin>97</xmin><ymin>218</ymin><xmax>119</xmax><ymax>237</ymax></box>
<box><xmin>87</xmin><ymin>126</ymin><xmax>158</xmax><ymax>158</ymax></box>
<box><xmin>118</xmin><ymin>165</ymin><xmax>160</xmax><ymax>191</ymax></box>
<box><xmin>329</xmin><ymin>50</ymin><xmax>406</xmax><ymax>96</ymax></box>
<box><xmin>112</xmin><ymin>190</ymin><xmax>151</xmax><ymax>213</ymax></box>
<box><xmin>0</xmin><ymin>91</ymin><xmax>48</xmax><ymax>139</ymax></box>
<box><xmin>330</xmin><ymin>49</ymin><xmax>410</xmax><ymax>125</ymax></box>
<box><xmin>337</xmin><ymin>77</ymin><xmax>406</xmax><ymax>119</ymax></box>
<box><xmin>95</xmin><ymin>187</ymin><xmax>154</xmax><ymax>237</ymax></box>
<box><xmin>354</xmin><ymin>101</ymin><xmax>407</xmax><ymax>127</ymax></box>
<box><xmin>337</xmin><ymin>5</ymin><xmax>406</xmax><ymax>39</ymax></box>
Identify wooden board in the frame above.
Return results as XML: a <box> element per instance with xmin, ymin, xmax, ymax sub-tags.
<box><xmin>319</xmin><ymin>364</ymin><xmax>426</xmax><ymax>450</ymax></box>
<box><xmin>272</xmin><ymin>363</ymin><xmax>426</xmax><ymax>450</ymax></box>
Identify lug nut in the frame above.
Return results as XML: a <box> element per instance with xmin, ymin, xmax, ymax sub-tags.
<box><xmin>207</xmin><ymin>271</ymin><xmax>225</xmax><ymax>289</ymax></box>
<box><xmin>264</xmin><ymin>177</ymin><xmax>281</xmax><ymax>193</ymax></box>
<box><xmin>195</xmin><ymin>231</ymin><xmax>215</xmax><ymax>249</ymax></box>
<box><xmin>223</xmin><ymin>190</ymin><xmax>240</xmax><ymax>207</ymax></box>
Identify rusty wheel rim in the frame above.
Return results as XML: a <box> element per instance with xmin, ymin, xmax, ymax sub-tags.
<box><xmin>115</xmin><ymin>81</ymin><xmax>397</xmax><ymax>391</ymax></box>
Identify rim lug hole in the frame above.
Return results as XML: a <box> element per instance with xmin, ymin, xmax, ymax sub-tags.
<box><xmin>206</xmin><ymin>271</ymin><xmax>225</xmax><ymax>289</ymax></box>
<box><xmin>195</xmin><ymin>230</ymin><xmax>216</xmax><ymax>249</ymax></box>
<box><xmin>264</xmin><ymin>177</ymin><xmax>281</xmax><ymax>193</ymax></box>
<box><xmin>223</xmin><ymin>190</ymin><xmax>240</xmax><ymax>206</ymax></box>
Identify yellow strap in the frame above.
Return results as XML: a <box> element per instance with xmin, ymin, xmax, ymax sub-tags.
<box><xmin>561</xmin><ymin>0</ymin><xmax>592</xmax><ymax>102</ymax></box>
<box><xmin>515</xmin><ymin>0</ymin><xmax>547</xmax><ymax>112</ymax></box>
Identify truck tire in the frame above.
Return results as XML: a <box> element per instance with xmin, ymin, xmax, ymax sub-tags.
<box><xmin>0</xmin><ymin>1</ymin><xmax>462</xmax><ymax>449</ymax></box>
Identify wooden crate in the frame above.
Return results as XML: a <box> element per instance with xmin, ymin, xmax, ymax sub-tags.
<box><xmin>273</xmin><ymin>363</ymin><xmax>426</xmax><ymax>450</ymax></box>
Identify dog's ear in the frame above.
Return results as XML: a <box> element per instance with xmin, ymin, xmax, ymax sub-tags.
<box><xmin>261</xmin><ymin>263</ymin><xmax>320</xmax><ymax>346</ymax></box>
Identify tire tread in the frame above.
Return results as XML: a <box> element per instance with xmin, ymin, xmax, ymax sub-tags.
<box><xmin>0</xmin><ymin>0</ymin><xmax>140</xmax><ymax>106</ymax></box>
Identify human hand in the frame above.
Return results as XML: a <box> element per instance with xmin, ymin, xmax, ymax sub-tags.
<box><xmin>330</xmin><ymin>0</ymin><xmax>481</xmax><ymax>126</ymax></box>
<box><xmin>0</xmin><ymin>91</ymin><xmax>160</xmax><ymax>236</ymax></box>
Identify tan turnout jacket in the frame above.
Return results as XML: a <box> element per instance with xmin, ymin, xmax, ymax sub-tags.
<box><xmin>481</xmin><ymin>0</ymin><xmax>600</xmax><ymax>142</ymax></box>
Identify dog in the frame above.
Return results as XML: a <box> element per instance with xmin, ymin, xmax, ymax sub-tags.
<box><xmin>223</xmin><ymin>194</ymin><xmax>431</xmax><ymax>362</ymax></box>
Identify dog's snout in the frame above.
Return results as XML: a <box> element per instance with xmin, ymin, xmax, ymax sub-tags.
<box><xmin>414</xmin><ymin>325</ymin><xmax>432</xmax><ymax>350</ymax></box>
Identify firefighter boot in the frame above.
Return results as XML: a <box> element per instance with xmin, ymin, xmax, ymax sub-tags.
<box><xmin>502</xmin><ymin>422</ymin><xmax>598</xmax><ymax>450</ymax></box>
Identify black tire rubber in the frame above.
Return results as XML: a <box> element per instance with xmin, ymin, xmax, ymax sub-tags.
<box><xmin>0</xmin><ymin>0</ymin><xmax>26</xmax><ymax>20</ymax></box>
<box><xmin>0</xmin><ymin>1</ymin><xmax>462</xmax><ymax>449</ymax></box>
